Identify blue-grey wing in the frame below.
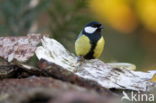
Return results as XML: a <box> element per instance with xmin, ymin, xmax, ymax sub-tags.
<box><xmin>77</xmin><ymin>31</ymin><xmax>83</xmax><ymax>39</ymax></box>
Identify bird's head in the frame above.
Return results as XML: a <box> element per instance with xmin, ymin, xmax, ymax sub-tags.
<box><xmin>84</xmin><ymin>21</ymin><xmax>103</xmax><ymax>34</ymax></box>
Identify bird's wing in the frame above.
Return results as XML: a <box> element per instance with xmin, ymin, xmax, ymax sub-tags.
<box><xmin>75</xmin><ymin>34</ymin><xmax>91</xmax><ymax>56</ymax></box>
<box><xmin>77</xmin><ymin>31</ymin><xmax>83</xmax><ymax>38</ymax></box>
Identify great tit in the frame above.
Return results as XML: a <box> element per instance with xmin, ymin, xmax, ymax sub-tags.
<box><xmin>75</xmin><ymin>21</ymin><xmax>105</xmax><ymax>60</ymax></box>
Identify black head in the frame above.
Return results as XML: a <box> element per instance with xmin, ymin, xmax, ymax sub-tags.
<box><xmin>84</xmin><ymin>21</ymin><xmax>103</xmax><ymax>34</ymax></box>
<box><xmin>86</xmin><ymin>21</ymin><xmax>103</xmax><ymax>28</ymax></box>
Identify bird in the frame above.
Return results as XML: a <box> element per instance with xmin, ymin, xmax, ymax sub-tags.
<box><xmin>75</xmin><ymin>21</ymin><xmax>105</xmax><ymax>60</ymax></box>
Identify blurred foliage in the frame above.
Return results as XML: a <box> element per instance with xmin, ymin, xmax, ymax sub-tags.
<box><xmin>89</xmin><ymin>0</ymin><xmax>156</xmax><ymax>34</ymax></box>
<box><xmin>48</xmin><ymin>0</ymin><xmax>93</xmax><ymax>51</ymax></box>
<box><xmin>0</xmin><ymin>0</ymin><xmax>51</xmax><ymax>36</ymax></box>
<box><xmin>89</xmin><ymin>0</ymin><xmax>156</xmax><ymax>69</ymax></box>
<box><xmin>136</xmin><ymin>0</ymin><xmax>156</xmax><ymax>33</ymax></box>
<box><xmin>89</xmin><ymin>0</ymin><xmax>138</xmax><ymax>33</ymax></box>
<box><xmin>0</xmin><ymin>0</ymin><xmax>156</xmax><ymax>70</ymax></box>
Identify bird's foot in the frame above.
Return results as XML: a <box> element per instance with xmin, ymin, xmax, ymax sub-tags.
<box><xmin>77</xmin><ymin>56</ymin><xmax>85</xmax><ymax>62</ymax></box>
<box><xmin>73</xmin><ymin>56</ymin><xmax>85</xmax><ymax>72</ymax></box>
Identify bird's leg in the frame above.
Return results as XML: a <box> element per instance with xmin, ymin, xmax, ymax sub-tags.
<box><xmin>77</xmin><ymin>56</ymin><xmax>85</xmax><ymax>62</ymax></box>
<box><xmin>73</xmin><ymin>56</ymin><xmax>85</xmax><ymax>72</ymax></box>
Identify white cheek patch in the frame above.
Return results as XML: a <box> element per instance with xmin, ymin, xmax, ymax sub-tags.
<box><xmin>84</xmin><ymin>26</ymin><xmax>97</xmax><ymax>34</ymax></box>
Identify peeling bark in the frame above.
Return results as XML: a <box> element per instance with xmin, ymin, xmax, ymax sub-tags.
<box><xmin>0</xmin><ymin>34</ymin><xmax>42</xmax><ymax>62</ymax></box>
<box><xmin>0</xmin><ymin>77</ymin><xmax>118</xmax><ymax>103</ymax></box>
<box><xmin>35</xmin><ymin>36</ymin><xmax>156</xmax><ymax>91</ymax></box>
<box><xmin>0</xmin><ymin>35</ymin><xmax>156</xmax><ymax>103</ymax></box>
<box><xmin>0</xmin><ymin>63</ymin><xmax>114</xmax><ymax>96</ymax></box>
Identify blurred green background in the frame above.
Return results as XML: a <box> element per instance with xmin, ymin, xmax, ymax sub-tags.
<box><xmin>0</xmin><ymin>0</ymin><xmax>156</xmax><ymax>70</ymax></box>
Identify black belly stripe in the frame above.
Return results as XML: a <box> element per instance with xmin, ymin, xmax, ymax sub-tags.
<box><xmin>82</xmin><ymin>29</ymin><xmax>102</xmax><ymax>59</ymax></box>
<box><xmin>84</xmin><ymin>42</ymin><xmax>96</xmax><ymax>59</ymax></box>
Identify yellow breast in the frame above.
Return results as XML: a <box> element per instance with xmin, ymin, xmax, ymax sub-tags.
<box><xmin>75</xmin><ymin>35</ymin><xmax>91</xmax><ymax>56</ymax></box>
<box><xmin>93</xmin><ymin>36</ymin><xmax>105</xmax><ymax>58</ymax></box>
